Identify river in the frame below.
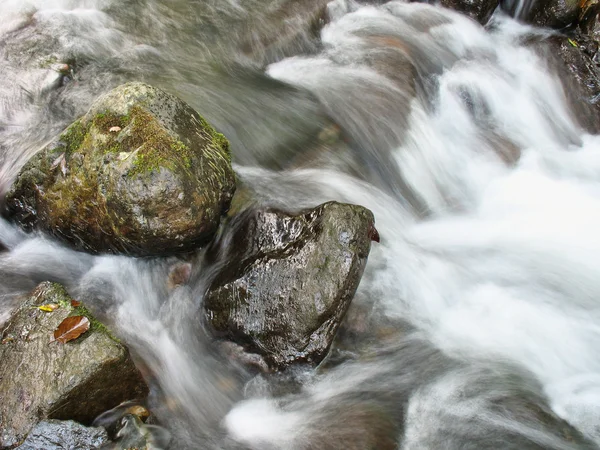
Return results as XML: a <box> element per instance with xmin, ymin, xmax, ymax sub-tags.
<box><xmin>1</xmin><ymin>0</ymin><xmax>600</xmax><ymax>449</ymax></box>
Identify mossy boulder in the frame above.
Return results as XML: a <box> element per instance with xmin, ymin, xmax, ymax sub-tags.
<box><xmin>4</xmin><ymin>82</ymin><xmax>235</xmax><ymax>256</ymax></box>
<box><xmin>0</xmin><ymin>282</ymin><xmax>148</xmax><ymax>449</ymax></box>
<box><xmin>204</xmin><ymin>201</ymin><xmax>377</xmax><ymax>370</ymax></box>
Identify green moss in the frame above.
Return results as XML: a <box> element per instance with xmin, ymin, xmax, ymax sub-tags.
<box><xmin>46</xmin><ymin>282</ymin><xmax>120</xmax><ymax>343</ymax></box>
<box><xmin>60</xmin><ymin>120</ymin><xmax>89</xmax><ymax>157</ymax></box>
<box><xmin>124</xmin><ymin>106</ymin><xmax>194</xmax><ymax>177</ymax></box>
<box><xmin>39</xmin><ymin>55</ymin><xmax>59</xmax><ymax>68</ymax></box>
<box><xmin>69</xmin><ymin>303</ymin><xmax>120</xmax><ymax>343</ymax></box>
<box><xmin>91</xmin><ymin>110</ymin><xmax>130</xmax><ymax>132</ymax></box>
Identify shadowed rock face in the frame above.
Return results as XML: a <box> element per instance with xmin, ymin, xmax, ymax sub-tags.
<box><xmin>0</xmin><ymin>282</ymin><xmax>148</xmax><ymax>449</ymax></box>
<box><xmin>440</xmin><ymin>0</ymin><xmax>499</xmax><ymax>24</ymax></box>
<box><xmin>4</xmin><ymin>82</ymin><xmax>235</xmax><ymax>256</ymax></box>
<box><xmin>14</xmin><ymin>420</ymin><xmax>108</xmax><ymax>450</ymax></box>
<box><xmin>537</xmin><ymin>35</ymin><xmax>600</xmax><ymax>135</ymax></box>
<box><xmin>526</xmin><ymin>0</ymin><xmax>580</xmax><ymax>29</ymax></box>
<box><xmin>204</xmin><ymin>201</ymin><xmax>376</xmax><ymax>370</ymax></box>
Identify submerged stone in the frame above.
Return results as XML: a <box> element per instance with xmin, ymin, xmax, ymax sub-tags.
<box><xmin>4</xmin><ymin>82</ymin><xmax>235</xmax><ymax>256</ymax></box>
<box><xmin>204</xmin><ymin>201</ymin><xmax>376</xmax><ymax>370</ymax></box>
<box><xmin>0</xmin><ymin>282</ymin><xmax>148</xmax><ymax>449</ymax></box>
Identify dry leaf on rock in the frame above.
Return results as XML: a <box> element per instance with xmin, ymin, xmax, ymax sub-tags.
<box><xmin>53</xmin><ymin>316</ymin><xmax>90</xmax><ymax>344</ymax></box>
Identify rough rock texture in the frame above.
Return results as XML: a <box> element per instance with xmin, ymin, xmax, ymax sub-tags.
<box><xmin>439</xmin><ymin>0</ymin><xmax>498</xmax><ymax>24</ymax></box>
<box><xmin>4</xmin><ymin>82</ymin><xmax>235</xmax><ymax>256</ymax></box>
<box><xmin>239</xmin><ymin>0</ymin><xmax>329</xmax><ymax>65</ymax></box>
<box><xmin>540</xmin><ymin>35</ymin><xmax>600</xmax><ymax>134</ymax></box>
<box><xmin>204</xmin><ymin>201</ymin><xmax>376</xmax><ymax>370</ymax></box>
<box><xmin>527</xmin><ymin>0</ymin><xmax>580</xmax><ymax>29</ymax></box>
<box><xmin>0</xmin><ymin>282</ymin><xmax>148</xmax><ymax>449</ymax></box>
<box><xmin>14</xmin><ymin>420</ymin><xmax>108</xmax><ymax>450</ymax></box>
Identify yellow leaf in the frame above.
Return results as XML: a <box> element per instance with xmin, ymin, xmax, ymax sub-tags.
<box><xmin>38</xmin><ymin>304</ymin><xmax>60</xmax><ymax>312</ymax></box>
<box><xmin>568</xmin><ymin>38</ymin><xmax>578</xmax><ymax>47</ymax></box>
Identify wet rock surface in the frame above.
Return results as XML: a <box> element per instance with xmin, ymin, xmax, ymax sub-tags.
<box><xmin>14</xmin><ymin>420</ymin><xmax>108</xmax><ymax>450</ymax></box>
<box><xmin>0</xmin><ymin>282</ymin><xmax>148</xmax><ymax>449</ymax></box>
<box><xmin>539</xmin><ymin>35</ymin><xmax>600</xmax><ymax>134</ymax></box>
<box><xmin>4</xmin><ymin>82</ymin><xmax>235</xmax><ymax>256</ymax></box>
<box><xmin>526</xmin><ymin>0</ymin><xmax>581</xmax><ymax>29</ymax></box>
<box><xmin>439</xmin><ymin>0</ymin><xmax>499</xmax><ymax>24</ymax></box>
<box><xmin>204</xmin><ymin>201</ymin><xmax>376</xmax><ymax>370</ymax></box>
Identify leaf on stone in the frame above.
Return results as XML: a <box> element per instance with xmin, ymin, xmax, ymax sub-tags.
<box><xmin>53</xmin><ymin>316</ymin><xmax>90</xmax><ymax>344</ymax></box>
<box><xmin>38</xmin><ymin>303</ymin><xmax>59</xmax><ymax>312</ymax></box>
<box><xmin>71</xmin><ymin>299</ymin><xmax>81</xmax><ymax>307</ymax></box>
<box><xmin>568</xmin><ymin>38</ymin><xmax>578</xmax><ymax>48</ymax></box>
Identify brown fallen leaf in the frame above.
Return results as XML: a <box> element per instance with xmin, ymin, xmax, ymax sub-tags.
<box><xmin>71</xmin><ymin>299</ymin><xmax>81</xmax><ymax>307</ymax></box>
<box><xmin>38</xmin><ymin>303</ymin><xmax>59</xmax><ymax>312</ymax></box>
<box><xmin>53</xmin><ymin>315</ymin><xmax>90</xmax><ymax>344</ymax></box>
<box><xmin>368</xmin><ymin>223</ymin><xmax>380</xmax><ymax>243</ymax></box>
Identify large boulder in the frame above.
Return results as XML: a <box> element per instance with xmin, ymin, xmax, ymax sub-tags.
<box><xmin>14</xmin><ymin>420</ymin><xmax>108</xmax><ymax>450</ymax></box>
<box><xmin>0</xmin><ymin>282</ymin><xmax>148</xmax><ymax>449</ymax></box>
<box><xmin>204</xmin><ymin>201</ymin><xmax>377</xmax><ymax>370</ymax></box>
<box><xmin>4</xmin><ymin>82</ymin><xmax>236</xmax><ymax>256</ymax></box>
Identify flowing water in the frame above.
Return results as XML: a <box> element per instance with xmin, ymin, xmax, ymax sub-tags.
<box><xmin>2</xmin><ymin>0</ymin><xmax>600</xmax><ymax>448</ymax></box>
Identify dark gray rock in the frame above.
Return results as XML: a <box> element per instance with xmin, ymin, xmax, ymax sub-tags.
<box><xmin>538</xmin><ymin>35</ymin><xmax>600</xmax><ymax>135</ymax></box>
<box><xmin>439</xmin><ymin>0</ymin><xmax>499</xmax><ymax>24</ymax></box>
<box><xmin>527</xmin><ymin>0</ymin><xmax>580</xmax><ymax>29</ymax></box>
<box><xmin>4</xmin><ymin>82</ymin><xmax>235</xmax><ymax>256</ymax></box>
<box><xmin>15</xmin><ymin>420</ymin><xmax>108</xmax><ymax>450</ymax></box>
<box><xmin>204</xmin><ymin>201</ymin><xmax>377</xmax><ymax>370</ymax></box>
<box><xmin>0</xmin><ymin>282</ymin><xmax>148</xmax><ymax>449</ymax></box>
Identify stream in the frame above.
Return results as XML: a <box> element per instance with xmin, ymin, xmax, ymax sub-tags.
<box><xmin>2</xmin><ymin>0</ymin><xmax>600</xmax><ymax>448</ymax></box>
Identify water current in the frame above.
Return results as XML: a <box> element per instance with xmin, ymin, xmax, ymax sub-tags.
<box><xmin>2</xmin><ymin>0</ymin><xmax>600</xmax><ymax>448</ymax></box>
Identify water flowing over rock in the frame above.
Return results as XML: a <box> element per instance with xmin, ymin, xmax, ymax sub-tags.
<box><xmin>440</xmin><ymin>0</ymin><xmax>499</xmax><ymax>24</ymax></box>
<box><xmin>204</xmin><ymin>201</ymin><xmax>376</xmax><ymax>370</ymax></box>
<box><xmin>540</xmin><ymin>35</ymin><xmax>600</xmax><ymax>134</ymax></box>
<box><xmin>0</xmin><ymin>282</ymin><xmax>148</xmax><ymax>449</ymax></box>
<box><xmin>14</xmin><ymin>420</ymin><xmax>108</xmax><ymax>450</ymax></box>
<box><xmin>4</xmin><ymin>82</ymin><xmax>235</xmax><ymax>256</ymax></box>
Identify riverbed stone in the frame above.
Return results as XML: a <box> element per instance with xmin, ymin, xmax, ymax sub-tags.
<box><xmin>14</xmin><ymin>420</ymin><xmax>108</xmax><ymax>450</ymax></box>
<box><xmin>526</xmin><ymin>0</ymin><xmax>580</xmax><ymax>29</ymax></box>
<box><xmin>204</xmin><ymin>201</ymin><xmax>377</xmax><ymax>370</ymax></box>
<box><xmin>0</xmin><ymin>282</ymin><xmax>148</xmax><ymax>449</ymax></box>
<box><xmin>539</xmin><ymin>35</ymin><xmax>600</xmax><ymax>134</ymax></box>
<box><xmin>4</xmin><ymin>82</ymin><xmax>235</xmax><ymax>256</ymax></box>
<box><xmin>439</xmin><ymin>0</ymin><xmax>499</xmax><ymax>24</ymax></box>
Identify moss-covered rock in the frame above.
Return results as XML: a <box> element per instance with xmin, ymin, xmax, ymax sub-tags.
<box><xmin>204</xmin><ymin>201</ymin><xmax>376</xmax><ymax>370</ymax></box>
<box><xmin>0</xmin><ymin>282</ymin><xmax>148</xmax><ymax>449</ymax></box>
<box><xmin>4</xmin><ymin>82</ymin><xmax>236</xmax><ymax>256</ymax></box>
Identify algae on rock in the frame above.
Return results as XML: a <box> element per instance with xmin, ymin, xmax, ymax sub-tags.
<box><xmin>4</xmin><ymin>82</ymin><xmax>236</xmax><ymax>256</ymax></box>
<box><xmin>0</xmin><ymin>282</ymin><xmax>148</xmax><ymax>449</ymax></box>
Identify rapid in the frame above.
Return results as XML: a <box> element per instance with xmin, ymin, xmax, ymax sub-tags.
<box><xmin>1</xmin><ymin>0</ymin><xmax>600</xmax><ymax>448</ymax></box>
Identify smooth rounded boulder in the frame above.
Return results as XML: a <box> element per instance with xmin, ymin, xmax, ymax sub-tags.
<box><xmin>4</xmin><ymin>82</ymin><xmax>235</xmax><ymax>256</ymax></box>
